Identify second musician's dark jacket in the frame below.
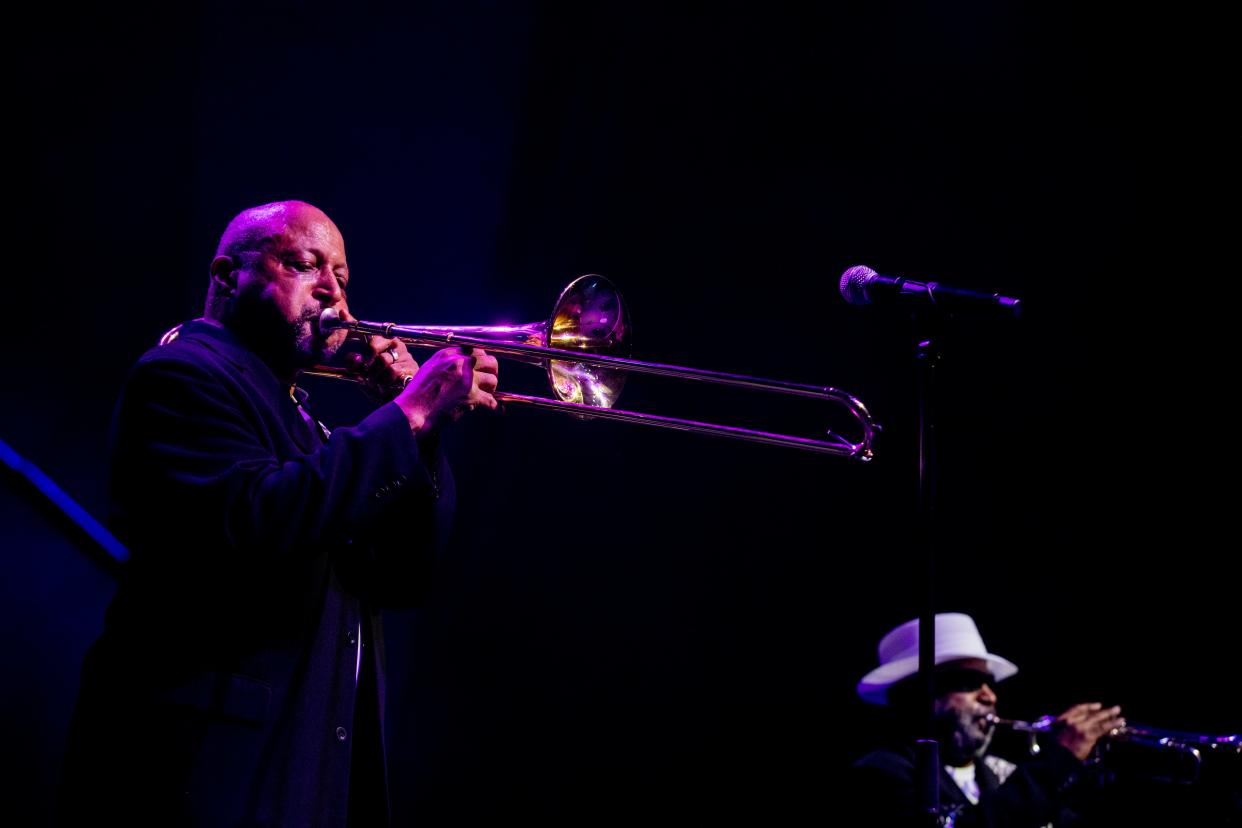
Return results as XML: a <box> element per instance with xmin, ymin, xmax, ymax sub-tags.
<box><xmin>852</xmin><ymin>742</ymin><xmax>1085</xmax><ymax>827</ymax></box>
<box><xmin>60</xmin><ymin>319</ymin><xmax>453</xmax><ymax>826</ymax></box>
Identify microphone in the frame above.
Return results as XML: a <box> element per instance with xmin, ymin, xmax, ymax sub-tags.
<box><xmin>839</xmin><ymin>265</ymin><xmax>1022</xmax><ymax>318</ymax></box>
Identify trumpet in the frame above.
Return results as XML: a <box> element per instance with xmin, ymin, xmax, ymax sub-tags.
<box><xmin>985</xmin><ymin>714</ymin><xmax>1241</xmax><ymax>785</ymax></box>
<box><xmin>308</xmin><ymin>275</ymin><xmax>879</xmax><ymax>459</ymax></box>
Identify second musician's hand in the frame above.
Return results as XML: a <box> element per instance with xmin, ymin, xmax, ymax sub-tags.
<box><xmin>1053</xmin><ymin>703</ymin><xmax>1126</xmax><ymax>761</ymax></box>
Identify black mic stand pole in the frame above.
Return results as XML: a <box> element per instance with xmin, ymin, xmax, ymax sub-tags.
<box><xmin>913</xmin><ymin>310</ymin><xmax>943</xmax><ymax>828</ymax></box>
<box><xmin>839</xmin><ymin>265</ymin><xmax>1021</xmax><ymax>826</ymax></box>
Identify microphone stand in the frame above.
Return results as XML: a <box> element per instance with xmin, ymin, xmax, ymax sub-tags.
<box><xmin>913</xmin><ymin>311</ymin><xmax>942</xmax><ymax>828</ymax></box>
<box><xmin>840</xmin><ymin>266</ymin><xmax>1020</xmax><ymax>826</ymax></box>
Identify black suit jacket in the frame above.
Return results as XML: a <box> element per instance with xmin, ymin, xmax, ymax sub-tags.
<box><xmin>851</xmin><ymin>743</ymin><xmax>1084</xmax><ymax>827</ymax></box>
<box><xmin>60</xmin><ymin>320</ymin><xmax>454</xmax><ymax>826</ymax></box>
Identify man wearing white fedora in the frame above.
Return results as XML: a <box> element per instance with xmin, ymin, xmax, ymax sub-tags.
<box><xmin>852</xmin><ymin>613</ymin><xmax>1124</xmax><ymax>827</ymax></box>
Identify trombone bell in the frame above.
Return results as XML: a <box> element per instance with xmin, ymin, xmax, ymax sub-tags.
<box><xmin>544</xmin><ymin>275</ymin><xmax>630</xmax><ymax>408</ymax></box>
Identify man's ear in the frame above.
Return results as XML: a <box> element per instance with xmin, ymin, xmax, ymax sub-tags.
<box><xmin>209</xmin><ymin>255</ymin><xmax>239</xmax><ymax>297</ymax></box>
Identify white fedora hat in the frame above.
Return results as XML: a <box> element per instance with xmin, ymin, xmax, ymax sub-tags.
<box><xmin>856</xmin><ymin>612</ymin><xmax>1018</xmax><ymax>705</ymax></box>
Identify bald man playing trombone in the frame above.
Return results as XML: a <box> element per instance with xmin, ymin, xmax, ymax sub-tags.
<box><xmin>61</xmin><ymin>200</ymin><xmax>498</xmax><ymax>826</ymax></box>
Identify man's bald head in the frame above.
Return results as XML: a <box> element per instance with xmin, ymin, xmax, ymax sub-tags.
<box><xmin>214</xmin><ymin>200</ymin><xmax>336</xmax><ymax>259</ymax></box>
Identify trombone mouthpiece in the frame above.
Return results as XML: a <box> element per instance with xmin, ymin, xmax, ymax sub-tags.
<box><xmin>319</xmin><ymin>307</ymin><xmax>343</xmax><ymax>330</ymax></box>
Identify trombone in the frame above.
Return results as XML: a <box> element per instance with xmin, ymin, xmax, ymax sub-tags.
<box><xmin>310</xmin><ymin>275</ymin><xmax>879</xmax><ymax>459</ymax></box>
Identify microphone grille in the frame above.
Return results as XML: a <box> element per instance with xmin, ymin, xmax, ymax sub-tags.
<box><xmin>839</xmin><ymin>265</ymin><xmax>879</xmax><ymax>305</ymax></box>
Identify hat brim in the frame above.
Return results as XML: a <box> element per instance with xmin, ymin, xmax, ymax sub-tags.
<box><xmin>856</xmin><ymin>652</ymin><xmax>1019</xmax><ymax>705</ymax></box>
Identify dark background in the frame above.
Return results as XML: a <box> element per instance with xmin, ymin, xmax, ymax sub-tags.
<box><xmin>5</xmin><ymin>1</ymin><xmax>1233</xmax><ymax>824</ymax></box>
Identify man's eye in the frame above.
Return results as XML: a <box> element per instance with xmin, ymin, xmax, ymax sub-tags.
<box><xmin>287</xmin><ymin>260</ymin><xmax>317</xmax><ymax>272</ymax></box>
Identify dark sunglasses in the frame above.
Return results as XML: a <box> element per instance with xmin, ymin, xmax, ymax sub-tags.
<box><xmin>934</xmin><ymin>667</ymin><xmax>995</xmax><ymax>695</ymax></box>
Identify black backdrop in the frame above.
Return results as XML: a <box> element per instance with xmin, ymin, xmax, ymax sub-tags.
<box><xmin>6</xmin><ymin>2</ymin><xmax>1234</xmax><ymax>824</ymax></box>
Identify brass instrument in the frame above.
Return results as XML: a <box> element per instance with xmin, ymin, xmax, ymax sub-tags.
<box><xmin>986</xmin><ymin>714</ymin><xmax>1241</xmax><ymax>786</ymax></box>
<box><xmin>310</xmin><ymin>275</ymin><xmax>878</xmax><ymax>459</ymax></box>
